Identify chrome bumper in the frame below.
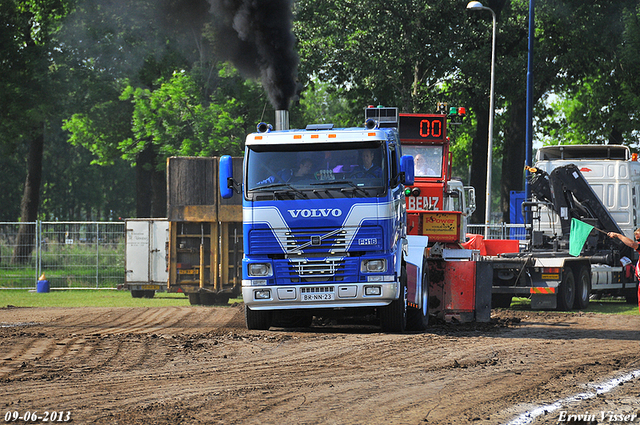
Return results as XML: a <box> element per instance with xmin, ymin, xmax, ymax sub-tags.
<box><xmin>243</xmin><ymin>281</ymin><xmax>399</xmax><ymax>310</ymax></box>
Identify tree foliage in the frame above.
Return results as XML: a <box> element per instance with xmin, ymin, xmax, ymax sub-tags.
<box><xmin>2</xmin><ymin>0</ymin><xmax>640</xmax><ymax>227</ymax></box>
<box><xmin>120</xmin><ymin>69</ymin><xmax>245</xmax><ymax>163</ymax></box>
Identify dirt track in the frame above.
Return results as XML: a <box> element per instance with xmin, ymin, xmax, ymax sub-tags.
<box><xmin>1</xmin><ymin>305</ymin><xmax>639</xmax><ymax>424</ymax></box>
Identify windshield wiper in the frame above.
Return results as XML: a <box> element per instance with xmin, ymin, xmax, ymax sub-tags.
<box><xmin>310</xmin><ymin>180</ymin><xmax>369</xmax><ymax>196</ymax></box>
<box><xmin>254</xmin><ymin>182</ymin><xmax>308</xmax><ymax>199</ymax></box>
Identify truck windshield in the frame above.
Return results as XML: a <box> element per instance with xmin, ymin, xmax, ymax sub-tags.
<box><xmin>402</xmin><ymin>145</ymin><xmax>443</xmax><ymax>178</ymax></box>
<box><xmin>246</xmin><ymin>141</ymin><xmax>386</xmax><ymax>199</ymax></box>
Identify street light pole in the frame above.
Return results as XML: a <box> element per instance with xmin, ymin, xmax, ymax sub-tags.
<box><xmin>525</xmin><ymin>0</ymin><xmax>535</xmax><ymax>225</ymax></box>
<box><xmin>467</xmin><ymin>1</ymin><xmax>497</xmax><ymax>239</ymax></box>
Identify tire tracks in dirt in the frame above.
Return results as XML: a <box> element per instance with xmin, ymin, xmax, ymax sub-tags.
<box><xmin>1</xmin><ymin>307</ymin><xmax>639</xmax><ymax>424</ymax></box>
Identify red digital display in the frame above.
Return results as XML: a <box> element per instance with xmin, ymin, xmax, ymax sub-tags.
<box><xmin>399</xmin><ymin>114</ymin><xmax>446</xmax><ymax>141</ymax></box>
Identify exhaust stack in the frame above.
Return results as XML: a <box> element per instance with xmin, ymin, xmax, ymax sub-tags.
<box><xmin>275</xmin><ymin>110</ymin><xmax>290</xmax><ymax>131</ymax></box>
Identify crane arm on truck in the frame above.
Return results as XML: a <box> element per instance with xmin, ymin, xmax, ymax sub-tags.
<box><xmin>528</xmin><ymin>164</ymin><xmax>634</xmax><ymax>259</ymax></box>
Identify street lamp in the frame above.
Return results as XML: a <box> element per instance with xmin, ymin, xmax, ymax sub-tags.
<box><xmin>467</xmin><ymin>1</ymin><xmax>496</xmax><ymax>239</ymax></box>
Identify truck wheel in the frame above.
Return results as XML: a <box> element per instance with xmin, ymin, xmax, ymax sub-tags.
<box><xmin>407</xmin><ymin>264</ymin><xmax>429</xmax><ymax>331</ymax></box>
<box><xmin>188</xmin><ymin>293</ymin><xmax>201</xmax><ymax>305</ymax></box>
<box><xmin>573</xmin><ymin>266</ymin><xmax>591</xmax><ymax>310</ymax></box>
<box><xmin>143</xmin><ymin>290</ymin><xmax>155</xmax><ymax>299</ymax></box>
<box><xmin>380</xmin><ymin>265</ymin><xmax>407</xmax><ymax>333</ymax></box>
<box><xmin>557</xmin><ymin>268</ymin><xmax>576</xmax><ymax>311</ymax></box>
<box><xmin>245</xmin><ymin>307</ymin><xmax>272</xmax><ymax>330</ymax></box>
<box><xmin>131</xmin><ymin>290</ymin><xmax>144</xmax><ymax>298</ymax></box>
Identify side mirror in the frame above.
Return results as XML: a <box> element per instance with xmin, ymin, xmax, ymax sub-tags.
<box><xmin>400</xmin><ymin>155</ymin><xmax>414</xmax><ymax>186</ymax></box>
<box><xmin>464</xmin><ymin>186</ymin><xmax>477</xmax><ymax>215</ymax></box>
<box><xmin>219</xmin><ymin>155</ymin><xmax>234</xmax><ymax>199</ymax></box>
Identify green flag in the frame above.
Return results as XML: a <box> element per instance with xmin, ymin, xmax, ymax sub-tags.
<box><xmin>569</xmin><ymin>218</ymin><xmax>594</xmax><ymax>256</ymax></box>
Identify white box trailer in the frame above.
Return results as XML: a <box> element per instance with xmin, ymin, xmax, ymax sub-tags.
<box><xmin>533</xmin><ymin>145</ymin><xmax>640</xmax><ymax>298</ymax></box>
<box><xmin>125</xmin><ymin>218</ymin><xmax>169</xmax><ymax>298</ymax></box>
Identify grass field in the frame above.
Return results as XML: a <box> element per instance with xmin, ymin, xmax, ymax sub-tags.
<box><xmin>0</xmin><ymin>289</ymin><xmax>242</xmax><ymax>308</ymax></box>
<box><xmin>0</xmin><ymin>290</ymin><xmax>637</xmax><ymax>314</ymax></box>
<box><xmin>510</xmin><ymin>296</ymin><xmax>640</xmax><ymax>315</ymax></box>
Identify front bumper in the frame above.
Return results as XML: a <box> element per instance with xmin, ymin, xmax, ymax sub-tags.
<box><xmin>243</xmin><ymin>281</ymin><xmax>398</xmax><ymax>310</ymax></box>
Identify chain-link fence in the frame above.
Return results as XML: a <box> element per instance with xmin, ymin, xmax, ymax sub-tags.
<box><xmin>0</xmin><ymin>222</ymin><xmax>125</xmax><ymax>289</ymax></box>
<box><xmin>0</xmin><ymin>220</ymin><xmax>527</xmax><ymax>289</ymax></box>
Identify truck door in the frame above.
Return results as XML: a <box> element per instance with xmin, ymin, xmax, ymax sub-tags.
<box><xmin>149</xmin><ymin>220</ymin><xmax>169</xmax><ymax>284</ymax></box>
<box><xmin>126</xmin><ymin>220</ymin><xmax>150</xmax><ymax>283</ymax></box>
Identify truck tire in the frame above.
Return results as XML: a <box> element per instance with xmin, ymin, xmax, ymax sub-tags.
<box><xmin>557</xmin><ymin>268</ymin><xmax>576</xmax><ymax>311</ymax></box>
<box><xmin>143</xmin><ymin>290</ymin><xmax>155</xmax><ymax>298</ymax></box>
<box><xmin>407</xmin><ymin>264</ymin><xmax>429</xmax><ymax>331</ymax></box>
<box><xmin>380</xmin><ymin>265</ymin><xmax>407</xmax><ymax>333</ymax></box>
<box><xmin>573</xmin><ymin>266</ymin><xmax>591</xmax><ymax>310</ymax></box>
<box><xmin>131</xmin><ymin>290</ymin><xmax>144</xmax><ymax>298</ymax></box>
<box><xmin>245</xmin><ymin>307</ymin><xmax>272</xmax><ymax>330</ymax></box>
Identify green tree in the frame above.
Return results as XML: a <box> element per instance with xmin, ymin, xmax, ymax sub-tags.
<box><xmin>120</xmin><ymin>70</ymin><xmax>245</xmax><ymax>161</ymax></box>
<box><xmin>61</xmin><ymin>0</ymin><xmax>213</xmax><ymax>218</ymax></box>
<box><xmin>0</xmin><ymin>0</ymin><xmax>72</xmax><ymax>262</ymax></box>
<box><xmin>294</xmin><ymin>0</ymin><xmax>640</xmax><ymax>224</ymax></box>
<box><xmin>538</xmin><ymin>4</ymin><xmax>640</xmax><ymax>148</ymax></box>
<box><xmin>61</xmin><ymin>0</ymin><xmax>275</xmax><ymax>217</ymax></box>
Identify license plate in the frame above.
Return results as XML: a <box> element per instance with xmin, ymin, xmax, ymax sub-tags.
<box><xmin>141</xmin><ymin>285</ymin><xmax>160</xmax><ymax>290</ymax></box>
<box><xmin>302</xmin><ymin>293</ymin><xmax>335</xmax><ymax>301</ymax></box>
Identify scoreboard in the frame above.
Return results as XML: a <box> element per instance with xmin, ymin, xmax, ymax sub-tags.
<box><xmin>398</xmin><ymin>114</ymin><xmax>447</xmax><ymax>142</ymax></box>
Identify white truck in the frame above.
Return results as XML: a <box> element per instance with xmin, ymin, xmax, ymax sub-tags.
<box><xmin>532</xmin><ymin>144</ymin><xmax>640</xmax><ymax>302</ymax></box>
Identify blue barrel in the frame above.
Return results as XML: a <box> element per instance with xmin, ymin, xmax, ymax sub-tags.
<box><xmin>36</xmin><ymin>279</ymin><xmax>50</xmax><ymax>293</ymax></box>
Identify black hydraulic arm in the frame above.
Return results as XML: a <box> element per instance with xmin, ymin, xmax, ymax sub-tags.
<box><xmin>548</xmin><ymin>164</ymin><xmax>624</xmax><ymax>236</ymax></box>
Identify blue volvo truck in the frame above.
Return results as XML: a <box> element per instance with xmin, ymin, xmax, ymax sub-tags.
<box><xmin>219</xmin><ymin>108</ymin><xmax>427</xmax><ymax>332</ymax></box>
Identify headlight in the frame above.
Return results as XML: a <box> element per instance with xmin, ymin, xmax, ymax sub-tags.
<box><xmin>361</xmin><ymin>259</ymin><xmax>386</xmax><ymax>273</ymax></box>
<box><xmin>248</xmin><ymin>263</ymin><xmax>272</xmax><ymax>277</ymax></box>
<box><xmin>254</xmin><ymin>289</ymin><xmax>271</xmax><ymax>300</ymax></box>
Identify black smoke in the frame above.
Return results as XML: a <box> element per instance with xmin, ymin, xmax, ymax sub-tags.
<box><xmin>209</xmin><ymin>0</ymin><xmax>299</xmax><ymax>110</ymax></box>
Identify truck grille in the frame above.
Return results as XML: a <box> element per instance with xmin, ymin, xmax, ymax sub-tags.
<box><xmin>279</xmin><ymin>228</ymin><xmax>350</xmax><ymax>254</ymax></box>
<box><xmin>288</xmin><ymin>257</ymin><xmax>345</xmax><ymax>279</ymax></box>
<box><xmin>248</xmin><ymin>226</ymin><xmax>382</xmax><ymax>255</ymax></box>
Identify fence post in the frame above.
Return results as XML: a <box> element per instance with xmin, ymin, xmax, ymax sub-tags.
<box><xmin>36</xmin><ymin>220</ymin><xmax>40</xmax><ymax>287</ymax></box>
<box><xmin>96</xmin><ymin>222</ymin><xmax>99</xmax><ymax>289</ymax></box>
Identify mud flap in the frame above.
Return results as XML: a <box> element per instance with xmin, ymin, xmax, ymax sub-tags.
<box><xmin>531</xmin><ymin>294</ymin><xmax>557</xmax><ymax>310</ymax></box>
